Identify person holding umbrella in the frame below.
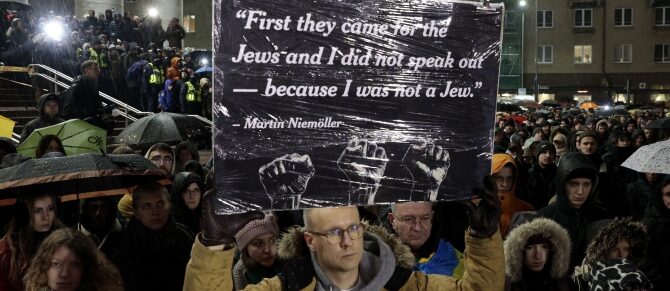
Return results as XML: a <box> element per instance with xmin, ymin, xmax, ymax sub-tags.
<box><xmin>0</xmin><ymin>193</ymin><xmax>65</xmax><ymax>291</ymax></box>
<box><xmin>35</xmin><ymin>135</ymin><xmax>66</xmax><ymax>158</ymax></box>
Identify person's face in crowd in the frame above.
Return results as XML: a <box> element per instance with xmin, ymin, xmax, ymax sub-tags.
<box><xmin>587</xmin><ymin>122</ymin><xmax>595</xmax><ymax>131</ymax></box>
<box><xmin>616</xmin><ymin>137</ymin><xmax>631</xmax><ymax>148</ymax></box>
<box><xmin>304</xmin><ymin>207</ymin><xmax>364</xmax><ymax>277</ymax></box>
<box><xmin>635</xmin><ymin>135</ymin><xmax>645</xmax><ymax>147</ymax></box>
<box><xmin>246</xmin><ymin>233</ymin><xmax>277</xmax><ymax>268</ymax></box>
<box><xmin>552</xmin><ymin>137</ymin><xmax>565</xmax><ymax>150</ymax></box>
<box><xmin>662</xmin><ymin>184</ymin><xmax>670</xmax><ymax>210</ymax></box>
<box><xmin>607</xmin><ymin>237</ymin><xmax>631</xmax><ymax>260</ymax></box>
<box><xmin>88</xmin><ymin>10</ymin><xmax>95</xmax><ymax>17</ymax></box>
<box><xmin>32</xmin><ymin>196</ymin><xmax>56</xmax><ymax>232</ymax></box>
<box><xmin>577</xmin><ymin>136</ymin><xmax>597</xmax><ymax>155</ymax></box>
<box><xmin>574</xmin><ymin>122</ymin><xmax>583</xmax><ymax>131</ymax></box>
<box><xmin>46</xmin><ymin>140</ymin><xmax>62</xmax><ymax>154</ymax></box>
<box><xmin>566</xmin><ymin>177</ymin><xmax>592</xmax><ymax>208</ymax></box>
<box><xmin>179</xmin><ymin>148</ymin><xmax>193</xmax><ymax>163</ymax></box>
<box><xmin>44</xmin><ymin>100</ymin><xmax>59</xmax><ymax>118</ymax></box>
<box><xmin>389</xmin><ymin>202</ymin><xmax>433</xmax><ymax>250</ymax></box>
<box><xmin>643</xmin><ymin>128</ymin><xmax>653</xmax><ymax>140</ymax></box>
<box><xmin>494</xmin><ymin>132</ymin><xmax>504</xmax><ymax>143</ymax></box>
<box><xmin>498</xmin><ymin>120</ymin><xmax>506</xmax><ymax>128</ymax></box>
<box><xmin>626</xmin><ymin>123</ymin><xmax>636</xmax><ymax>133</ymax></box>
<box><xmin>533</xmin><ymin>131</ymin><xmax>543</xmax><ymax>141</ymax></box>
<box><xmin>494</xmin><ymin>166</ymin><xmax>515</xmax><ymax>193</ymax></box>
<box><xmin>619</xmin><ymin>116</ymin><xmax>626</xmax><ymax>124</ymax></box>
<box><xmin>134</xmin><ymin>190</ymin><xmax>171</xmax><ymax>230</ymax></box>
<box><xmin>644</xmin><ymin>172</ymin><xmax>658</xmax><ymax>184</ymax></box>
<box><xmin>597</xmin><ymin>124</ymin><xmax>607</xmax><ymax>135</ymax></box>
<box><xmin>181</xmin><ymin>182</ymin><xmax>201</xmax><ymax>210</ymax></box>
<box><xmin>84</xmin><ymin>199</ymin><xmax>111</xmax><ymax>230</ymax></box>
<box><xmin>148</xmin><ymin>149</ymin><xmax>173</xmax><ymax>176</ymax></box>
<box><xmin>47</xmin><ymin>245</ymin><xmax>83</xmax><ymax>291</ymax></box>
<box><xmin>542</xmin><ymin>124</ymin><xmax>550</xmax><ymax>134</ymax></box>
<box><xmin>84</xmin><ymin>64</ymin><xmax>100</xmax><ymax>80</ymax></box>
<box><xmin>538</xmin><ymin>149</ymin><xmax>555</xmax><ymax>167</ymax></box>
<box><xmin>524</xmin><ymin>243</ymin><xmax>549</xmax><ymax>272</ymax></box>
<box><xmin>504</xmin><ymin>124</ymin><xmax>514</xmax><ymax>133</ymax></box>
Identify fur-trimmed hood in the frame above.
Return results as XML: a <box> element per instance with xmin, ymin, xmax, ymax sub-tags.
<box><xmin>584</xmin><ymin>217</ymin><xmax>647</xmax><ymax>266</ymax></box>
<box><xmin>504</xmin><ymin>218</ymin><xmax>572</xmax><ymax>282</ymax></box>
<box><xmin>277</xmin><ymin>222</ymin><xmax>415</xmax><ymax>269</ymax></box>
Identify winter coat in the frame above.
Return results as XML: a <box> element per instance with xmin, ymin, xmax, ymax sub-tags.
<box><xmin>171</xmin><ymin>172</ymin><xmax>203</xmax><ymax>234</ymax></box>
<box><xmin>160</xmin><ymin>79</ymin><xmax>178</xmax><ymax>112</ymax></box>
<box><xmin>62</xmin><ymin>75</ymin><xmax>103</xmax><ymax>120</ymax></box>
<box><xmin>78</xmin><ymin>196</ymin><xmax>124</xmax><ymax>260</ymax></box>
<box><xmin>641</xmin><ymin>177</ymin><xmax>670</xmax><ymax>290</ymax></box>
<box><xmin>166</xmin><ymin>57</ymin><xmax>181</xmax><ymax>81</ymax></box>
<box><xmin>174</xmin><ymin>140</ymin><xmax>200</xmax><ymax>173</ymax></box>
<box><xmin>183</xmin><ymin>226</ymin><xmax>505</xmax><ymax>291</ymax></box>
<box><xmin>113</xmin><ymin>217</ymin><xmax>194</xmax><ymax>291</ymax></box>
<box><xmin>526</xmin><ymin>141</ymin><xmax>557</xmax><ymax>209</ymax></box>
<box><xmin>626</xmin><ymin>173</ymin><xmax>662</xmax><ymax>220</ymax></box>
<box><xmin>232</xmin><ymin>252</ymin><xmax>284</xmax><ymax>290</ymax></box>
<box><xmin>19</xmin><ymin>94</ymin><xmax>65</xmax><ymax>143</ymax></box>
<box><xmin>492</xmin><ymin>154</ymin><xmax>535</xmax><ymax>237</ymax></box>
<box><xmin>504</xmin><ymin>218</ymin><xmax>571</xmax><ymax>291</ymax></box>
<box><xmin>537</xmin><ymin>152</ymin><xmax>612</xmax><ymax>268</ymax></box>
<box><xmin>166</xmin><ymin>24</ymin><xmax>186</xmax><ymax>49</ymax></box>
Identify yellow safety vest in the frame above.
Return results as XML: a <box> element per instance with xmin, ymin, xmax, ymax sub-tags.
<box><xmin>185</xmin><ymin>81</ymin><xmax>200</xmax><ymax>102</ymax></box>
<box><xmin>88</xmin><ymin>48</ymin><xmax>108</xmax><ymax>69</ymax></box>
<box><xmin>148</xmin><ymin>63</ymin><xmax>164</xmax><ymax>85</ymax></box>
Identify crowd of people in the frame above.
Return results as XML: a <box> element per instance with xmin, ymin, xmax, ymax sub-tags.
<box><xmin>1</xmin><ymin>7</ymin><xmax>213</xmax><ymax>120</ymax></box>
<box><xmin>0</xmin><ymin>102</ymin><xmax>667</xmax><ymax>290</ymax></box>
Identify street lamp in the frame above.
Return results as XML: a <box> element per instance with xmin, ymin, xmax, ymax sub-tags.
<box><xmin>519</xmin><ymin>0</ymin><xmax>527</xmax><ymax>7</ymax></box>
<box><xmin>148</xmin><ymin>7</ymin><xmax>158</xmax><ymax>17</ymax></box>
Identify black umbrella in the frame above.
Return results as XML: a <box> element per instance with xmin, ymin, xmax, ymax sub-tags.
<box><xmin>647</xmin><ymin>118</ymin><xmax>670</xmax><ymax>129</ymax></box>
<box><xmin>114</xmin><ymin>112</ymin><xmax>206</xmax><ymax>149</ymax></box>
<box><xmin>541</xmin><ymin>99</ymin><xmax>561</xmax><ymax>107</ymax></box>
<box><xmin>0</xmin><ymin>153</ymin><xmax>165</xmax><ymax>206</ymax></box>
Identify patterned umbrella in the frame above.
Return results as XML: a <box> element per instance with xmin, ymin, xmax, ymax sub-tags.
<box><xmin>621</xmin><ymin>139</ymin><xmax>670</xmax><ymax>174</ymax></box>
<box><xmin>0</xmin><ymin>153</ymin><xmax>165</xmax><ymax>206</ymax></box>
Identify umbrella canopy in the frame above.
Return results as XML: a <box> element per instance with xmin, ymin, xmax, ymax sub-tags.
<box><xmin>0</xmin><ymin>153</ymin><xmax>165</xmax><ymax>206</ymax></box>
<box><xmin>621</xmin><ymin>139</ymin><xmax>670</xmax><ymax>174</ymax></box>
<box><xmin>580</xmin><ymin>101</ymin><xmax>599</xmax><ymax>109</ymax></box>
<box><xmin>114</xmin><ymin>112</ymin><xmax>206</xmax><ymax>149</ymax></box>
<box><xmin>596</xmin><ymin>108</ymin><xmax>628</xmax><ymax>117</ymax></box>
<box><xmin>541</xmin><ymin>99</ymin><xmax>561</xmax><ymax>107</ymax></box>
<box><xmin>646</xmin><ymin>118</ymin><xmax>670</xmax><ymax>129</ymax></box>
<box><xmin>17</xmin><ymin>119</ymin><xmax>106</xmax><ymax>158</ymax></box>
<box><xmin>515</xmin><ymin>99</ymin><xmax>541</xmax><ymax>109</ymax></box>
<box><xmin>0</xmin><ymin>115</ymin><xmax>15</xmax><ymax>138</ymax></box>
<box><xmin>195</xmin><ymin>66</ymin><xmax>212</xmax><ymax>74</ymax></box>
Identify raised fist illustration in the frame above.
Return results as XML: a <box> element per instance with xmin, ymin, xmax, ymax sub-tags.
<box><xmin>259</xmin><ymin>153</ymin><xmax>315</xmax><ymax>209</ymax></box>
<box><xmin>337</xmin><ymin>138</ymin><xmax>388</xmax><ymax>205</ymax></box>
<box><xmin>402</xmin><ymin>142</ymin><xmax>450</xmax><ymax>201</ymax></box>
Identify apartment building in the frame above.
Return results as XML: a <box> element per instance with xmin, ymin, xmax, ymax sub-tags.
<box><xmin>501</xmin><ymin>0</ymin><xmax>670</xmax><ymax>105</ymax></box>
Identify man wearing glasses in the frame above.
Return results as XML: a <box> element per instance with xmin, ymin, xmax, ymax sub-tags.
<box><xmin>183</xmin><ymin>177</ymin><xmax>504</xmax><ymax>290</ymax></box>
<box><xmin>387</xmin><ymin>202</ymin><xmax>464</xmax><ymax>278</ymax></box>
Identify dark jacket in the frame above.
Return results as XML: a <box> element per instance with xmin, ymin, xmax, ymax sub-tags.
<box><xmin>626</xmin><ymin>173</ymin><xmax>663</xmax><ymax>220</ymax></box>
<box><xmin>641</xmin><ymin>177</ymin><xmax>670</xmax><ymax>291</ymax></box>
<box><xmin>113</xmin><ymin>217</ymin><xmax>194</xmax><ymax>291</ymax></box>
<box><xmin>19</xmin><ymin>94</ymin><xmax>65</xmax><ymax>143</ymax></box>
<box><xmin>504</xmin><ymin>218</ymin><xmax>571</xmax><ymax>291</ymax></box>
<box><xmin>166</xmin><ymin>24</ymin><xmax>185</xmax><ymax>49</ymax></box>
<box><xmin>537</xmin><ymin>153</ymin><xmax>612</xmax><ymax>268</ymax></box>
<box><xmin>170</xmin><ymin>172</ymin><xmax>203</xmax><ymax>234</ymax></box>
<box><xmin>0</xmin><ymin>138</ymin><xmax>16</xmax><ymax>159</ymax></box>
<box><xmin>526</xmin><ymin>141</ymin><xmax>557</xmax><ymax>209</ymax></box>
<box><xmin>62</xmin><ymin>75</ymin><xmax>103</xmax><ymax>120</ymax></box>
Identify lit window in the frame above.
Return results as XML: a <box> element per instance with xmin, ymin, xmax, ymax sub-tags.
<box><xmin>184</xmin><ymin>15</ymin><xmax>196</xmax><ymax>33</ymax></box>
<box><xmin>574</xmin><ymin>45</ymin><xmax>592</xmax><ymax>64</ymax></box>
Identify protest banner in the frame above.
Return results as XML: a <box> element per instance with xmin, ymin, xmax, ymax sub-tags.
<box><xmin>213</xmin><ymin>0</ymin><xmax>504</xmax><ymax>214</ymax></box>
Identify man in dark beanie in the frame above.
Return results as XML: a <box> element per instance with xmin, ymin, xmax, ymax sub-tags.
<box><xmin>538</xmin><ymin>152</ymin><xmax>612</xmax><ymax>268</ymax></box>
<box><xmin>526</xmin><ymin>141</ymin><xmax>557</xmax><ymax>209</ymax></box>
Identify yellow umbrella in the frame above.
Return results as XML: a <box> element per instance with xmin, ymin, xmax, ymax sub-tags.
<box><xmin>0</xmin><ymin>115</ymin><xmax>16</xmax><ymax>138</ymax></box>
<box><xmin>580</xmin><ymin>101</ymin><xmax>599</xmax><ymax>110</ymax></box>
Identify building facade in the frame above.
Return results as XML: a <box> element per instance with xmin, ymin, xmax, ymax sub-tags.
<box><xmin>514</xmin><ymin>0</ymin><xmax>670</xmax><ymax>104</ymax></box>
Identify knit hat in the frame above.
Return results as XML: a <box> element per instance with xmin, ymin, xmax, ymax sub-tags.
<box><xmin>235</xmin><ymin>214</ymin><xmax>279</xmax><ymax>251</ymax></box>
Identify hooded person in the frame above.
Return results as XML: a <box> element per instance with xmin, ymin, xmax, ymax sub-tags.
<box><xmin>579</xmin><ymin>259</ymin><xmax>653</xmax><ymax>291</ymax></box>
<box><xmin>174</xmin><ymin>140</ymin><xmax>200</xmax><ymax>173</ymax></box>
<box><xmin>641</xmin><ymin>176</ymin><xmax>670</xmax><ymax>290</ymax></box>
<box><xmin>166</xmin><ymin>56</ymin><xmax>182</xmax><ymax>81</ymax></box>
<box><xmin>549</xmin><ymin>128</ymin><xmax>569</xmax><ymax>160</ymax></box>
<box><xmin>77</xmin><ymin>196</ymin><xmax>123</xmax><ymax>260</ymax></box>
<box><xmin>537</xmin><ymin>152</ymin><xmax>612</xmax><ymax>268</ymax></box>
<box><xmin>526</xmin><ymin>141</ymin><xmax>558</xmax><ymax>209</ymax></box>
<box><xmin>627</xmin><ymin>172</ymin><xmax>664</xmax><ymax>220</ymax></box>
<box><xmin>19</xmin><ymin>94</ymin><xmax>65</xmax><ymax>144</ymax></box>
<box><xmin>631</xmin><ymin>128</ymin><xmax>647</xmax><ymax>149</ymax></box>
<box><xmin>171</xmin><ymin>172</ymin><xmax>204</xmax><ymax>234</ymax></box>
<box><xmin>492</xmin><ymin>153</ymin><xmax>535</xmax><ymax>237</ymax></box>
<box><xmin>504</xmin><ymin>218</ymin><xmax>572</xmax><ymax>291</ymax></box>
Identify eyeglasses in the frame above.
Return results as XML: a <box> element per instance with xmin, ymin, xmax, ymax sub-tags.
<box><xmin>307</xmin><ymin>223</ymin><xmax>365</xmax><ymax>245</ymax></box>
<box><xmin>396</xmin><ymin>214</ymin><xmax>433</xmax><ymax>226</ymax></box>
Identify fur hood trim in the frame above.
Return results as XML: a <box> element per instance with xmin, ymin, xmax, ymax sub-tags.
<box><xmin>584</xmin><ymin>217</ymin><xmax>647</xmax><ymax>266</ymax></box>
<box><xmin>277</xmin><ymin>222</ymin><xmax>415</xmax><ymax>269</ymax></box>
<box><xmin>504</xmin><ymin>218</ymin><xmax>572</xmax><ymax>282</ymax></box>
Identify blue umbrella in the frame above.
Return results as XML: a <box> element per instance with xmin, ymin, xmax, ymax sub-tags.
<box><xmin>195</xmin><ymin>66</ymin><xmax>212</xmax><ymax>74</ymax></box>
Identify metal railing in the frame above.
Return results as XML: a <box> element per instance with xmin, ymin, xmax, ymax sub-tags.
<box><xmin>27</xmin><ymin>64</ymin><xmax>213</xmax><ymax>126</ymax></box>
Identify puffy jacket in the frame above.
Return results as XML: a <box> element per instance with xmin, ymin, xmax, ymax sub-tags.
<box><xmin>183</xmin><ymin>227</ymin><xmax>504</xmax><ymax>291</ymax></box>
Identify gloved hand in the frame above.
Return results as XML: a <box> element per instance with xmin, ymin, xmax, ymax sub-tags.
<box><xmin>461</xmin><ymin>176</ymin><xmax>501</xmax><ymax>238</ymax></box>
<box><xmin>200</xmin><ymin>189</ymin><xmax>264</xmax><ymax>247</ymax></box>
